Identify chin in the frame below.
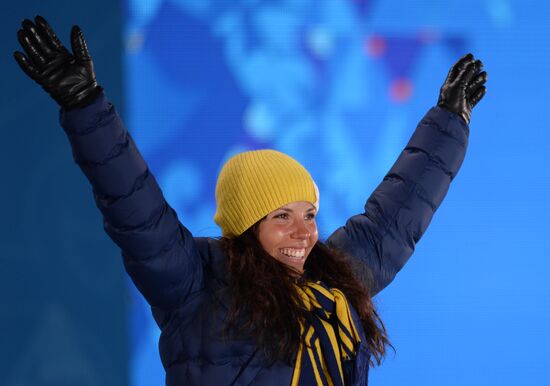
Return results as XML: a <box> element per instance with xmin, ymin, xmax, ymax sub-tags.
<box><xmin>275</xmin><ymin>253</ymin><xmax>308</xmax><ymax>274</ymax></box>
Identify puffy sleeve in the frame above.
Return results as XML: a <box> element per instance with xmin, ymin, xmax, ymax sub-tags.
<box><xmin>60</xmin><ymin>92</ymin><xmax>203</xmax><ymax>309</ymax></box>
<box><xmin>326</xmin><ymin>107</ymin><xmax>469</xmax><ymax>296</ymax></box>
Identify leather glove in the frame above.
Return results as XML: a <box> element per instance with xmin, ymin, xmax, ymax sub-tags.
<box><xmin>437</xmin><ymin>53</ymin><xmax>487</xmax><ymax>125</ymax></box>
<box><xmin>13</xmin><ymin>15</ymin><xmax>102</xmax><ymax>110</ymax></box>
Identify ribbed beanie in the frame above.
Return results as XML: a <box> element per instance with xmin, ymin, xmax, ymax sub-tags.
<box><xmin>214</xmin><ymin>149</ymin><xmax>319</xmax><ymax>238</ymax></box>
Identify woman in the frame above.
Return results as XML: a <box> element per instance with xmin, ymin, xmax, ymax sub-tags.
<box><xmin>14</xmin><ymin>15</ymin><xmax>487</xmax><ymax>386</ymax></box>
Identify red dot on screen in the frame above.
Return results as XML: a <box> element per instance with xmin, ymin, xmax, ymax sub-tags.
<box><xmin>364</xmin><ymin>35</ymin><xmax>386</xmax><ymax>57</ymax></box>
<box><xmin>390</xmin><ymin>78</ymin><xmax>413</xmax><ymax>102</ymax></box>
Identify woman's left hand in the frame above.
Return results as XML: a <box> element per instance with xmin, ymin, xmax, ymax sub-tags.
<box><xmin>437</xmin><ymin>53</ymin><xmax>487</xmax><ymax>125</ymax></box>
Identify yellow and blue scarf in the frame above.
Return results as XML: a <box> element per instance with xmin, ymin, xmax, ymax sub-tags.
<box><xmin>291</xmin><ymin>281</ymin><xmax>362</xmax><ymax>386</ymax></box>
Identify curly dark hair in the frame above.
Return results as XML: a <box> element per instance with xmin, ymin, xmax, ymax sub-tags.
<box><xmin>220</xmin><ymin>223</ymin><xmax>392</xmax><ymax>366</ymax></box>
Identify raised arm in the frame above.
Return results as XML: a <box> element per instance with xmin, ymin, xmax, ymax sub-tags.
<box><xmin>14</xmin><ymin>15</ymin><xmax>203</xmax><ymax>310</ymax></box>
<box><xmin>327</xmin><ymin>54</ymin><xmax>487</xmax><ymax>296</ymax></box>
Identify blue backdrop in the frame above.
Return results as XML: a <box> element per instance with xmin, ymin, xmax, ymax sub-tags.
<box><xmin>2</xmin><ymin>0</ymin><xmax>549</xmax><ymax>385</ymax></box>
<box><xmin>122</xmin><ymin>1</ymin><xmax>550</xmax><ymax>385</ymax></box>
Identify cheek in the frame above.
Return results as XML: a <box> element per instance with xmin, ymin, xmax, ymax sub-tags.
<box><xmin>258</xmin><ymin>224</ymin><xmax>287</xmax><ymax>252</ymax></box>
<box><xmin>309</xmin><ymin>223</ymin><xmax>319</xmax><ymax>243</ymax></box>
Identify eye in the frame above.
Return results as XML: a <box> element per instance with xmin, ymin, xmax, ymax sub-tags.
<box><xmin>305</xmin><ymin>213</ymin><xmax>316</xmax><ymax>220</ymax></box>
<box><xmin>274</xmin><ymin>213</ymin><xmax>289</xmax><ymax>219</ymax></box>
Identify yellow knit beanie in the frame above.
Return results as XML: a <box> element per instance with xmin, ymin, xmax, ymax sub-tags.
<box><xmin>214</xmin><ymin>149</ymin><xmax>319</xmax><ymax>238</ymax></box>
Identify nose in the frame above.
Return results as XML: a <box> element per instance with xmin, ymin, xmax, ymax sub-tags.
<box><xmin>291</xmin><ymin>219</ymin><xmax>310</xmax><ymax>239</ymax></box>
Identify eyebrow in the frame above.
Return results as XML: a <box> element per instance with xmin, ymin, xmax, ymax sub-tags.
<box><xmin>278</xmin><ymin>206</ymin><xmax>316</xmax><ymax>213</ymax></box>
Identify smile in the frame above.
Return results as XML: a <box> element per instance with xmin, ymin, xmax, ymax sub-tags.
<box><xmin>279</xmin><ymin>248</ymin><xmax>306</xmax><ymax>259</ymax></box>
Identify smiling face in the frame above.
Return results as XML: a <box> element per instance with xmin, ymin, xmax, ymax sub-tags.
<box><xmin>256</xmin><ymin>201</ymin><xmax>319</xmax><ymax>273</ymax></box>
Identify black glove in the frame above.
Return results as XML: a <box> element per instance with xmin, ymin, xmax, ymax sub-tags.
<box><xmin>13</xmin><ymin>15</ymin><xmax>102</xmax><ymax>110</ymax></box>
<box><xmin>437</xmin><ymin>53</ymin><xmax>487</xmax><ymax>125</ymax></box>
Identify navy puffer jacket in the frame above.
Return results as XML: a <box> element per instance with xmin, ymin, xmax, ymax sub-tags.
<box><xmin>60</xmin><ymin>92</ymin><xmax>469</xmax><ymax>385</ymax></box>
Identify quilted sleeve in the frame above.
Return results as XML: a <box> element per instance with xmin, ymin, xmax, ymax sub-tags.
<box><xmin>60</xmin><ymin>92</ymin><xmax>203</xmax><ymax>309</ymax></box>
<box><xmin>327</xmin><ymin>106</ymin><xmax>469</xmax><ymax>296</ymax></box>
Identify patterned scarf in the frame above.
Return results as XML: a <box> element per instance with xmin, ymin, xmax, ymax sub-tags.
<box><xmin>291</xmin><ymin>281</ymin><xmax>362</xmax><ymax>386</ymax></box>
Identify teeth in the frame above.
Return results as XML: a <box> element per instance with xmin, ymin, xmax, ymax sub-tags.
<box><xmin>280</xmin><ymin>248</ymin><xmax>306</xmax><ymax>258</ymax></box>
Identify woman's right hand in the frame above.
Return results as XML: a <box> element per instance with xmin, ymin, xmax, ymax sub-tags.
<box><xmin>13</xmin><ymin>15</ymin><xmax>102</xmax><ymax>110</ymax></box>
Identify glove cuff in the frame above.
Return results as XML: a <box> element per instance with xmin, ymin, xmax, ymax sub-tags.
<box><xmin>61</xmin><ymin>85</ymin><xmax>103</xmax><ymax>111</ymax></box>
